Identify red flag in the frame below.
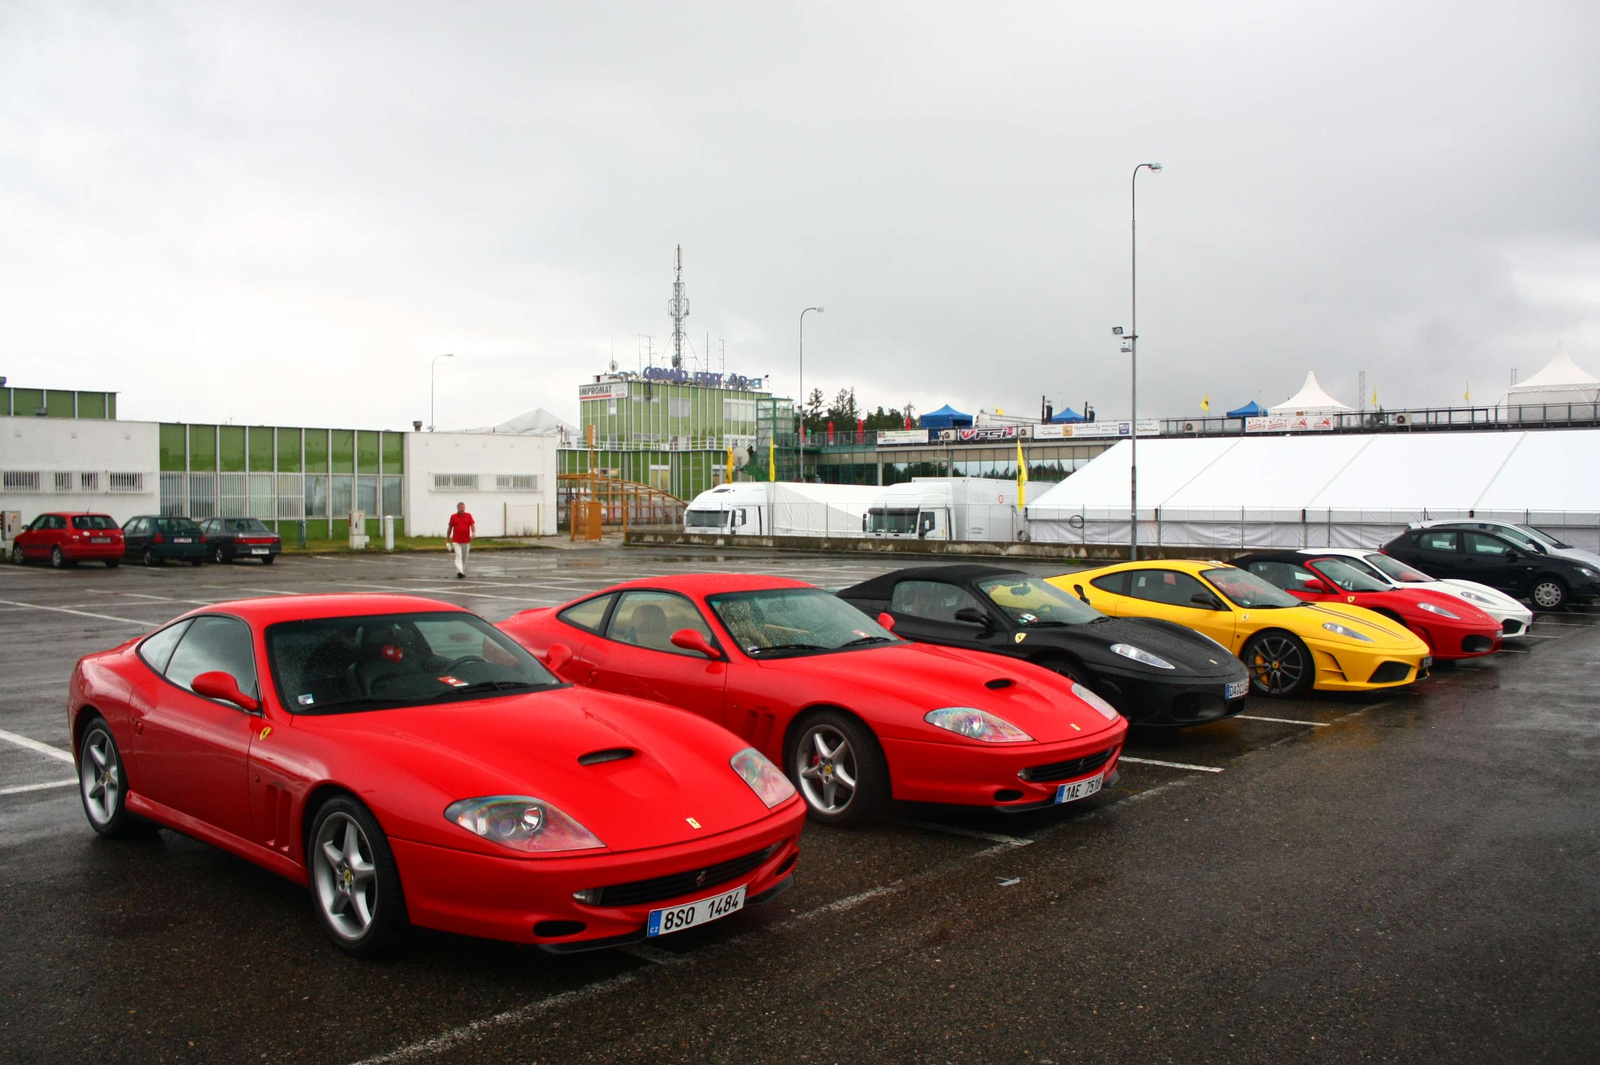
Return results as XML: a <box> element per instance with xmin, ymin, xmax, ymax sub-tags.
<box><xmin>828</xmin><ymin>420</ymin><xmax>835</xmax><ymax>444</ymax></box>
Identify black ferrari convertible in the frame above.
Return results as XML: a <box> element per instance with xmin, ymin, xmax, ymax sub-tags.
<box><xmin>838</xmin><ymin>564</ymin><xmax>1250</xmax><ymax>726</ymax></box>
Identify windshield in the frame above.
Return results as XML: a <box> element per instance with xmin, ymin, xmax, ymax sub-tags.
<box><xmin>708</xmin><ymin>587</ymin><xmax>895</xmax><ymax>657</ymax></box>
<box><xmin>1309</xmin><ymin>558</ymin><xmax>1390</xmax><ymax>592</ymax></box>
<box><xmin>156</xmin><ymin>517</ymin><xmax>202</xmax><ymax>534</ymax></box>
<box><xmin>684</xmin><ymin>508</ymin><xmax>728</xmax><ymax>530</ymax></box>
<box><xmin>72</xmin><ymin>515</ymin><xmax>118</xmax><ymax>530</ymax></box>
<box><xmin>1363</xmin><ymin>552</ymin><xmax>1432</xmax><ymax>583</ymax></box>
<box><xmin>866</xmin><ymin>507</ymin><xmax>919</xmax><ymax>534</ymax></box>
<box><xmin>1517</xmin><ymin>524</ymin><xmax>1569</xmax><ymax>549</ymax></box>
<box><xmin>978</xmin><ymin>575</ymin><xmax>1103</xmax><ymax>625</ymax></box>
<box><xmin>1201</xmin><ymin>567</ymin><xmax>1303</xmax><ymax>609</ymax></box>
<box><xmin>266</xmin><ymin>611</ymin><xmax>560</xmax><ymax>714</ymax></box>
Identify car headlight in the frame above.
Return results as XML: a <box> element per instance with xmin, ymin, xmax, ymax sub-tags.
<box><xmin>730</xmin><ymin>747</ymin><xmax>796</xmax><ymax>808</ymax></box>
<box><xmin>1459</xmin><ymin>590</ymin><xmax>1497</xmax><ymax>604</ymax></box>
<box><xmin>1417</xmin><ymin>602</ymin><xmax>1459</xmax><ymax>619</ymax></box>
<box><xmin>1579</xmin><ymin>567</ymin><xmax>1598</xmax><ymax>579</ymax></box>
<box><xmin>925</xmin><ymin>707</ymin><xmax>1032</xmax><ymax>743</ymax></box>
<box><xmin>1322</xmin><ymin>621</ymin><xmax>1373</xmax><ymax>642</ymax></box>
<box><xmin>444</xmin><ymin>796</ymin><xmax>605</xmax><ymax>853</ymax></box>
<box><xmin>1109</xmin><ymin>643</ymin><xmax>1176</xmax><ymax>669</ymax></box>
<box><xmin>1070</xmin><ymin>681</ymin><xmax>1121</xmax><ymax>722</ymax></box>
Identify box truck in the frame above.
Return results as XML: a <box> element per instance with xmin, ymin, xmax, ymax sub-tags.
<box><xmin>863</xmin><ymin>478</ymin><xmax>1053</xmax><ymax>541</ymax></box>
<box><xmin>683</xmin><ymin>482</ymin><xmax>877</xmax><ymax>537</ymax></box>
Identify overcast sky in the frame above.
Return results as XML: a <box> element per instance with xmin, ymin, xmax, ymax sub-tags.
<box><xmin>3</xmin><ymin>0</ymin><xmax>1597</xmax><ymax>430</ymax></box>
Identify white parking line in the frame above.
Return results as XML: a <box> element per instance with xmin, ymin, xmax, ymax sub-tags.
<box><xmin>0</xmin><ymin>597</ymin><xmax>154</xmax><ymax>627</ymax></box>
<box><xmin>1234</xmin><ymin>715</ymin><xmax>1330</xmax><ymax>727</ymax></box>
<box><xmin>0</xmin><ymin>779</ymin><xmax>77</xmax><ymax>796</ymax></box>
<box><xmin>896</xmin><ymin>820</ymin><xmax>1034</xmax><ymax>847</ymax></box>
<box><xmin>1118</xmin><ymin>756</ymin><xmax>1225</xmax><ymax>773</ymax></box>
<box><xmin>0</xmin><ymin>728</ymin><xmax>75</xmax><ymax>764</ymax></box>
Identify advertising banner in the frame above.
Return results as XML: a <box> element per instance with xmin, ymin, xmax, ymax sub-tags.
<box><xmin>1245</xmin><ymin>415</ymin><xmax>1335</xmax><ymax>432</ymax></box>
<box><xmin>953</xmin><ymin>426</ymin><xmax>1024</xmax><ymax>442</ymax></box>
<box><xmin>877</xmin><ymin>429</ymin><xmax>929</xmax><ymax>445</ymax></box>
<box><xmin>1034</xmin><ymin>420</ymin><xmax>1161</xmax><ymax>439</ymax></box>
<box><xmin>579</xmin><ymin>382</ymin><xmax>628</xmax><ymax>402</ymax></box>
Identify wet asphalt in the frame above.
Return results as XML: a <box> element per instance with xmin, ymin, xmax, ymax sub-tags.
<box><xmin>0</xmin><ymin>545</ymin><xmax>1595</xmax><ymax>1063</ymax></box>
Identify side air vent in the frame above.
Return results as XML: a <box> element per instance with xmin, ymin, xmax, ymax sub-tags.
<box><xmin>984</xmin><ymin>678</ymin><xmax>1014</xmax><ymax>690</ymax></box>
<box><xmin>578</xmin><ymin>748</ymin><xmax>635</xmax><ymax>766</ymax></box>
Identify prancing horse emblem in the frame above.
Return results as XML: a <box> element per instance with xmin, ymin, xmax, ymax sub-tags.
<box><xmin>695</xmin><ymin>869</ymin><xmax>708</xmax><ymax>887</ymax></box>
<box><xmin>685</xmin><ymin>817</ymin><xmax>702</xmax><ymax>829</ymax></box>
<box><xmin>1013</xmin><ymin>632</ymin><xmax>1027</xmax><ymax>644</ymax></box>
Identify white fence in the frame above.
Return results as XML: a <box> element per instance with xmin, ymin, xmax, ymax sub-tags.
<box><xmin>161</xmin><ymin>472</ymin><xmax>308</xmax><ymax>521</ymax></box>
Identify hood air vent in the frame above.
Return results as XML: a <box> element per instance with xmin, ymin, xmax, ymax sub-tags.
<box><xmin>984</xmin><ymin>678</ymin><xmax>1014</xmax><ymax>690</ymax></box>
<box><xmin>578</xmin><ymin>747</ymin><xmax>635</xmax><ymax>766</ymax></box>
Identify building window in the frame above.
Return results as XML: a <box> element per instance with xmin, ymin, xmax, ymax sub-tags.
<box><xmin>381</xmin><ymin>475</ymin><xmax>402</xmax><ymax>516</ymax></box>
<box><xmin>3</xmin><ymin>471</ymin><xmax>42</xmax><ymax>492</ymax></box>
<box><xmin>357</xmin><ymin>475</ymin><xmax>378</xmax><ymax>517</ymax></box>
<box><xmin>53</xmin><ymin>471</ymin><xmax>73</xmax><ymax>492</ymax></box>
<box><xmin>305</xmin><ymin>475</ymin><xmax>328</xmax><ymax>518</ymax></box>
<box><xmin>432</xmin><ymin>473</ymin><xmax>479</xmax><ymax>491</ymax></box>
<box><xmin>495</xmin><ymin>474</ymin><xmax>539</xmax><ymax>491</ymax></box>
<box><xmin>669</xmin><ymin>398</ymin><xmax>690</xmax><ymax>417</ymax></box>
<box><xmin>79</xmin><ymin>471</ymin><xmax>100</xmax><ymax>492</ymax></box>
<box><xmin>108</xmin><ymin>472</ymin><xmax>144</xmax><ymax>492</ymax></box>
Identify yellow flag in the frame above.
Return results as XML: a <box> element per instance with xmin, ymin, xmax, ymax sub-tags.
<box><xmin>1372</xmin><ymin>387</ymin><xmax>1379</xmax><ymax>408</ymax></box>
<box><xmin>995</xmin><ymin>407</ymin><xmax>1005</xmax><ymax>416</ymax></box>
<box><xmin>726</xmin><ymin>443</ymin><xmax>735</xmax><ymax>482</ymax></box>
<box><xmin>1016</xmin><ymin>439</ymin><xmax>1027</xmax><ymax>510</ymax></box>
<box><xmin>1201</xmin><ymin>394</ymin><xmax>1210</xmax><ymax>412</ymax></box>
<box><xmin>1464</xmin><ymin>381</ymin><xmax>1471</xmax><ymax>403</ymax></box>
<box><xmin>768</xmin><ymin>436</ymin><xmax>775</xmax><ymax>480</ymax></box>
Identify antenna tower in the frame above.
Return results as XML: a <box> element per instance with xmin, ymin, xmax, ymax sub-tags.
<box><xmin>668</xmin><ymin>244</ymin><xmax>690</xmax><ymax>370</ymax></box>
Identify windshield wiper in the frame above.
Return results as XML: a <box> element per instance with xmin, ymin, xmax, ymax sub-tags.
<box><xmin>297</xmin><ymin>696</ymin><xmax>421</xmax><ymax>715</ymax></box>
<box><xmin>840</xmin><ymin>635</ymin><xmax>895</xmax><ymax>647</ymax></box>
<box><xmin>449</xmin><ymin>680</ymin><xmax>548</xmax><ymax>695</ymax></box>
<box><xmin>751</xmin><ymin>642</ymin><xmax>832</xmax><ymax>655</ymax></box>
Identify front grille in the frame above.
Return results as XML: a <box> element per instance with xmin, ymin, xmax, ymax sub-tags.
<box><xmin>1369</xmin><ymin>661</ymin><xmax>1412</xmax><ymax>684</ymax></box>
<box><xmin>591</xmin><ymin>844</ymin><xmax>779</xmax><ymax>907</ymax></box>
<box><xmin>1019</xmin><ymin>746</ymin><xmax>1117</xmax><ymax>783</ymax></box>
<box><xmin>1460</xmin><ymin>634</ymin><xmax>1495</xmax><ymax>653</ymax></box>
<box><xmin>1501</xmin><ymin>620</ymin><xmax>1523</xmax><ymax>636</ymax></box>
<box><xmin>1170</xmin><ymin>692</ymin><xmax>1230</xmax><ymax>723</ymax></box>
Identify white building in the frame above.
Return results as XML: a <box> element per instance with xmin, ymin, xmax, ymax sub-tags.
<box><xmin>1</xmin><ymin>417</ymin><xmax>160</xmax><ymax>527</ymax></box>
<box><xmin>404</xmin><ymin>431</ymin><xmax>559</xmax><ymax>538</ymax></box>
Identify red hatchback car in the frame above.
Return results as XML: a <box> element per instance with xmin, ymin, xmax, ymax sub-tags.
<box><xmin>1234</xmin><ymin>551</ymin><xmax>1503</xmax><ymax>659</ymax></box>
<box><xmin>10</xmin><ymin>512</ymin><xmax>124</xmax><ymax>568</ymax></box>
<box><xmin>498</xmin><ymin>575</ymin><xmax>1130</xmax><ymax>826</ymax></box>
<box><xmin>70</xmin><ymin>594</ymin><xmax>805</xmax><ymax>956</ymax></box>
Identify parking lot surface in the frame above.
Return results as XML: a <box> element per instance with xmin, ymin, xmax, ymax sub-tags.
<box><xmin>2</xmin><ymin>546</ymin><xmax>1597</xmax><ymax>1063</ymax></box>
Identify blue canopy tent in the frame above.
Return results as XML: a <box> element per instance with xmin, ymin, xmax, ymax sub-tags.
<box><xmin>919</xmin><ymin>403</ymin><xmax>973</xmax><ymax>429</ymax></box>
<box><xmin>1225</xmin><ymin>400</ymin><xmax>1266</xmax><ymax>418</ymax></box>
<box><xmin>1049</xmin><ymin>407</ymin><xmax>1087</xmax><ymax>423</ymax></box>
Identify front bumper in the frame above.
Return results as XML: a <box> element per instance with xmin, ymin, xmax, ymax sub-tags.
<box><xmin>880</xmin><ymin>728</ymin><xmax>1125</xmax><ymax>809</ymax></box>
<box><xmin>1406</xmin><ymin>620</ymin><xmax>1502</xmax><ymax>660</ymax></box>
<box><xmin>387</xmin><ymin>800</ymin><xmax>804</xmax><ymax>949</ymax></box>
<box><xmin>1307</xmin><ymin>637</ymin><xmax>1429</xmax><ymax>692</ymax></box>
<box><xmin>1094</xmin><ymin>665</ymin><xmax>1250</xmax><ymax>727</ymax></box>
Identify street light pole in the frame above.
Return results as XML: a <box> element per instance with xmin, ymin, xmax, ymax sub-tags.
<box><xmin>798</xmin><ymin>306</ymin><xmax>823</xmax><ymax>482</ymax></box>
<box><xmin>430</xmin><ymin>353</ymin><xmax>455</xmax><ymax>432</ymax></box>
<box><xmin>1129</xmin><ymin>162</ymin><xmax>1161</xmax><ymax>560</ymax></box>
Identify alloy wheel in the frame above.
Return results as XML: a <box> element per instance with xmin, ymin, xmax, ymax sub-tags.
<box><xmin>312</xmin><ymin>812</ymin><xmax>379</xmax><ymax>941</ymax></box>
<box><xmin>1246</xmin><ymin>635</ymin><xmax>1306</xmax><ymax>695</ymax></box>
<box><xmin>1532</xmin><ymin>580</ymin><xmax>1565</xmax><ymax>610</ymax></box>
<box><xmin>10</xmin><ymin>544</ymin><xmax>22</xmax><ymax>565</ymax></box>
<box><xmin>80</xmin><ymin>727</ymin><xmax>122</xmax><ymax>828</ymax></box>
<box><xmin>796</xmin><ymin>724</ymin><xmax>858</xmax><ymax>815</ymax></box>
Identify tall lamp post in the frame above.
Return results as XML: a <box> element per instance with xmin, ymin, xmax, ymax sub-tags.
<box><xmin>1125</xmin><ymin>162</ymin><xmax>1161</xmax><ymax>560</ymax></box>
<box><xmin>798</xmin><ymin>306</ymin><xmax>823</xmax><ymax>482</ymax></box>
<box><xmin>430</xmin><ymin>353</ymin><xmax>455</xmax><ymax>432</ymax></box>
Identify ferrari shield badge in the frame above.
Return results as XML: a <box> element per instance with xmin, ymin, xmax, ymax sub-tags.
<box><xmin>1348</xmin><ymin>595</ymin><xmax>1356</xmax><ymax>603</ymax></box>
<box><xmin>258</xmin><ymin>726</ymin><xmax>272</xmax><ymax>740</ymax></box>
<box><xmin>685</xmin><ymin>817</ymin><xmax>702</xmax><ymax>829</ymax></box>
<box><xmin>1013</xmin><ymin>632</ymin><xmax>1027</xmax><ymax>644</ymax></box>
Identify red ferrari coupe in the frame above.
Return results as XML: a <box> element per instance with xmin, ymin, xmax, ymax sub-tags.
<box><xmin>69</xmin><ymin>594</ymin><xmax>804</xmax><ymax>956</ymax></box>
<box><xmin>1234</xmin><ymin>551</ymin><xmax>1503</xmax><ymax>659</ymax></box>
<box><xmin>498</xmin><ymin>575</ymin><xmax>1129</xmax><ymax>826</ymax></box>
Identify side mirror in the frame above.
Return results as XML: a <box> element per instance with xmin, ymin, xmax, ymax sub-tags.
<box><xmin>191</xmin><ymin>671</ymin><xmax>259</xmax><ymax>713</ymax></box>
<box><xmin>544</xmin><ymin>643</ymin><xmax>574</xmax><ymax>675</ymax></box>
<box><xmin>670</xmin><ymin>629</ymin><xmax>721</xmax><ymax>659</ymax></box>
<box><xmin>877</xmin><ymin>612</ymin><xmax>896</xmax><ymax>632</ymax></box>
<box><xmin>1189</xmin><ymin>593</ymin><xmax>1221</xmax><ymax>610</ymax></box>
<box><xmin>1503</xmin><ymin>550</ymin><xmax>1520</xmax><ymax>561</ymax></box>
<box><xmin>953</xmin><ymin>606</ymin><xmax>991</xmax><ymax>628</ymax></box>
<box><xmin>1302</xmin><ymin>578</ymin><xmax>1332</xmax><ymax>594</ymax></box>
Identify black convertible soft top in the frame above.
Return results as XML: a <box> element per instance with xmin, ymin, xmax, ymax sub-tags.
<box><xmin>839</xmin><ymin>564</ymin><xmax>1032</xmax><ymax>600</ymax></box>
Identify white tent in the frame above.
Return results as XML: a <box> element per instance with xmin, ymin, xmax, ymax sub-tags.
<box><xmin>1269</xmin><ymin>371</ymin><xmax>1352</xmax><ymax>414</ymax></box>
<box><xmin>1505</xmin><ymin>343</ymin><xmax>1600</xmax><ymax>410</ymax></box>
<box><xmin>1026</xmin><ymin>429</ymin><xmax>1600</xmax><ymax>550</ymax></box>
<box><xmin>467</xmin><ymin>408</ymin><xmax>577</xmax><ymax>442</ymax></box>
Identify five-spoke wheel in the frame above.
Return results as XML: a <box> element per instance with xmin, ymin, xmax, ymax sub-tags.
<box><xmin>78</xmin><ymin>720</ymin><xmax>142</xmax><ymax>837</ymax></box>
<box><xmin>309</xmin><ymin>797</ymin><xmax>407</xmax><ymax>955</ymax></box>
<box><xmin>788</xmin><ymin>710</ymin><xmax>889</xmax><ymax>827</ymax></box>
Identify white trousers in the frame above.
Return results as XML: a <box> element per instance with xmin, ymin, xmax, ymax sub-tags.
<box><xmin>451</xmin><ymin>541</ymin><xmax>470</xmax><ymax>575</ymax></box>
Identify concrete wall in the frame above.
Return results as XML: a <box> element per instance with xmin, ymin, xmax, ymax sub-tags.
<box><xmin>623</xmin><ymin>527</ymin><xmax>1231</xmax><ymax>562</ymax></box>
<box><xmin>404</xmin><ymin>432</ymin><xmax>558</xmax><ymax>538</ymax></box>
<box><xmin>1</xmin><ymin>417</ymin><xmax>160</xmax><ymax>526</ymax></box>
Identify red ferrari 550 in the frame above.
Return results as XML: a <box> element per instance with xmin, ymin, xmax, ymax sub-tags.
<box><xmin>498</xmin><ymin>575</ymin><xmax>1129</xmax><ymax>826</ymax></box>
<box><xmin>69</xmin><ymin>594</ymin><xmax>804</xmax><ymax>956</ymax></box>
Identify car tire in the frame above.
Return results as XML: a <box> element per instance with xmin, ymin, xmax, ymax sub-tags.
<box><xmin>308</xmin><ymin>796</ymin><xmax>408</xmax><ymax>957</ymax></box>
<box><xmin>1240</xmin><ymin>631</ymin><xmax>1315</xmax><ymax>698</ymax></box>
<box><xmin>787</xmin><ymin>710</ymin><xmax>890</xmax><ymax>827</ymax></box>
<box><xmin>78</xmin><ymin>719</ymin><xmax>148</xmax><ymax>838</ymax></box>
<box><xmin>142</xmin><ymin>548</ymin><xmax>161</xmax><ymax>567</ymax></box>
<box><xmin>261</xmin><ymin>554</ymin><xmax>275</xmax><ymax>565</ymax></box>
<box><xmin>212</xmin><ymin>546</ymin><xmax>227</xmax><ymax>564</ymax></box>
<box><xmin>1530</xmin><ymin>577</ymin><xmax>1568</xmax><ymax>611</ymax></box>
<box><xmin>51</xmin><ymin>546</ymin><xmax>69</xmax><ymax>569</ymax></box>
<box><xmin>9</xmin><ymin>544</ymin><xmax>24</xmax><ymax>566</ymax></box>
<box><xmin>105</xmin><ymin>559</ymin><xmax>120</xmax><ymax>569</ymax></box>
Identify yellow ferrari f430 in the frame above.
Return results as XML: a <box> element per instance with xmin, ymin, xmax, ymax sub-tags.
<box><xmin>1048</xmin><ymin>560</ymin><xmax>1431</xmax><ymax>697</ymax></box>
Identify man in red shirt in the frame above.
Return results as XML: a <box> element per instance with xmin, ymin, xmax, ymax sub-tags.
<box><xmin>445</xmin><ymin>502</ymin><xmax>475</xmax><ymax>579</ymax></box>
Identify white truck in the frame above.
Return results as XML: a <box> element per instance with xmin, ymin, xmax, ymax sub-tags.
<box><xmin>863</xmin><ymin>477</ymin><xmax>1053</xmax><ymax>542</ymax></box>
<box><xmin>683</xmin><ymin>482</ymin><xmax>878</xmax><ymax>537</ymax></box>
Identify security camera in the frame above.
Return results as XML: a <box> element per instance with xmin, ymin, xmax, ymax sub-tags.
<box><xmin>1111</xmin><ymin>326</ymin><xmax>1124</xmax><ymax>336</ymax></box>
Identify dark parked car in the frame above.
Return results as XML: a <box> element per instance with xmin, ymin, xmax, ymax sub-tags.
<box><xmin>837</xmin><ymin>564</ymin><xmax>1250</xmax><ymax>726</ymax></box>
<box><xmin>9</xmin><ymin>512</ymin><xmax>124</xmax><ymax>568</ymax></box>
<box><xmin>1380</xmin><ymin>527</ymin><xmax>1600</xmax><ymax>610</ymax></box>
<box><xmin>198</xmin><ymin>517</ymin><xmax>282</xmax><ymax>564</ymax></box>
<box><xmin>122</xmin><ymin>516</ymin><xmax>206</xmax><ymax>567</ymax></box>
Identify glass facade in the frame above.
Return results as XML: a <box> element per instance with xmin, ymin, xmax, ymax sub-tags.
<box><xmin>3</xmin><ymin>387</ymin><xmax>120</xmax><ymax>419</ymax></box>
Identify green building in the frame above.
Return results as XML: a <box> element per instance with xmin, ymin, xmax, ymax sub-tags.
<box><xmin>559</xmin><ymin>371</ymin><xmax>796</xmax><ymax>499</ymax></box>
<box><xmin>1</xmin><ymin>385</ymin><xmax>117</xmax><ymax>419</ymax></box>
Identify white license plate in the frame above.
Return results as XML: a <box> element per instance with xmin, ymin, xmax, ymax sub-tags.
<box><xmin>173</xmin><ymin>537</ymin><xmax>192</xmax><ymax>543</ymax></box>
<box><xmin>1226</xmin><ymin>679</ymin><xmax>1249</xmax><ymax>699</ymax></box>
<box><xmin>90</xmin><ymin>537</ymin><xmax>110</xmax><ymax>543</ymax></box>
<box><xmin>250</xmin><ymin>547</ymin><xmax>269</xmax><ymax>555</ymax></box>
<box><xmin>1055</xmin><ymin>772</ymin><xmax>1104</xmax><ymax>805</ymax></box>
<box><xmin>647</xmin><ymin>885</ymin><xmax>746</xmax><ymax>937</ymax></box>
